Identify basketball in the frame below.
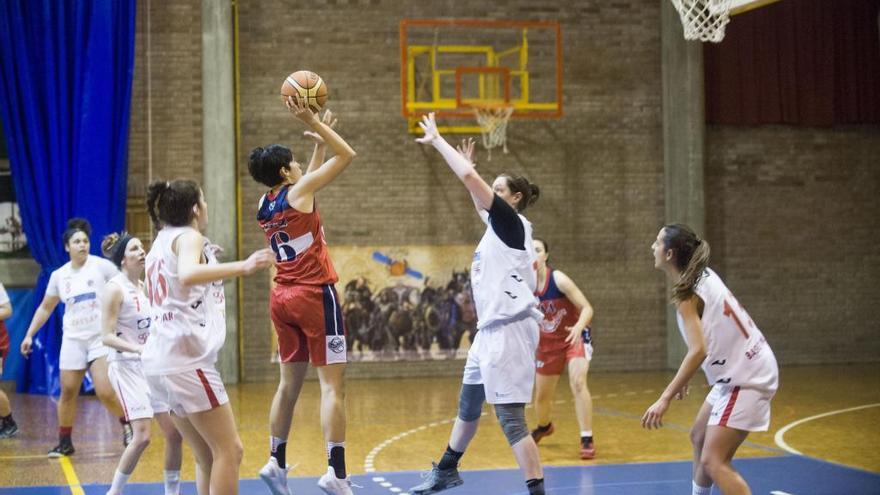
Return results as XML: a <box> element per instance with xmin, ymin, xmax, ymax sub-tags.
<box><xmin>280</xmin><ymin>70</ymin><xmax>328</xmax><ymax>112</ymax></box>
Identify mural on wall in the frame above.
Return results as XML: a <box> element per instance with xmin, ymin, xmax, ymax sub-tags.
<box><xmin>269</xmin><ymin>245</ymin><xmax>479</xmax><ymax>362</ymax></box>
<box><xmin>0</xmin><ymin>125</ymin><xmax>29</xmax><ymax>258</ymax></box>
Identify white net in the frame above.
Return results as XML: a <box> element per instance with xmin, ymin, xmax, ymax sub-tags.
<box><xmin>671</xmin><ymin>0</ymin><xmax>734</xmax><ymax>43</ymax></box>
<box><xmin>473</xmin><ymin>105</ymin><xmax>514</xmax><ymax>160</ymax></box>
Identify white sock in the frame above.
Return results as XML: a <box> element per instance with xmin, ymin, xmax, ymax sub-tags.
<box><xmin>271</xmin><ymin>435</ymin><xmax>286</xmax><ymax>452</ymax></box>
<box><xmin>581</xmin><ymin>430</ymin><xmax>593</xmax><ymax>437</ymax></box>
<box><xmin>164</xmin><ymin>470</ymin><xmax>181</xmax><ymax>495</ymax></box>
<box><xmin>108</xmin><ymin>470</ymin><xmax>130</xmax><ymax>494</ymax></box>
<box><xmin>692</xmin><ymin>480</ymin><xmax>713</xmax><ymax>495</ymax></box>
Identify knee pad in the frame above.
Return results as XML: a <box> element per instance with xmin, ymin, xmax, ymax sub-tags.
<box><xmin>494</xmin><ymin>403</ymin><xmax>529</xmax><ymax>446</ymax></box>
<box><xmin>457</xmin><ymin>384</ymin><xmax>485</xmax><ymax>422</ymax></box>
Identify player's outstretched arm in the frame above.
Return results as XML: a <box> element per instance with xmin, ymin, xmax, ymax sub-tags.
<box><xmin>176</xmin><ymin>231</ymin><xmax>274</xmax><ymax>287</ymax></box>
<box><xmin>416</xmin><ymin>113</ymin><xmax>493</xmax><ymax>210</ymax></box>
<box><xmin>286</xmin><ymin>96</ymin><xmax>356</xmax><ymax>197</ymax></box>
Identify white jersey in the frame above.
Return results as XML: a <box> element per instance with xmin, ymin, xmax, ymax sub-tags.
<box><xmin>106</xmin><ymin>274</ymin><xmax>152</xmax><ymax>362</ymax></box>
<box><xmin>141</xmin><ymin>226</ymin><xmax>226</xmax><ymax>375</ymax></box>
<box><xmin>46</xmin><ymin>255</ymin><xmax>119</xmax><ymax>340</ymax></box>
<box><xmin>471</xmin><ymin>210</ymin><xmax>541</xmax><ymax>329</ymax></box>
<box><xmin>676</xmin><ymin>268</ymin><xmax>778</xmax><ymax>392</ymax></box>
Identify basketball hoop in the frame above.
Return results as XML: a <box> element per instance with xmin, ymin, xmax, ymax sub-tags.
<box><xmin>473</xmin><ymin>104</ymin><xmax>514</xmax><ymax>160</ymax></box>
<box><xmin>671</xmin><ymin>0</ymin><xmax>733</xmax><ymax>43</ymax></box>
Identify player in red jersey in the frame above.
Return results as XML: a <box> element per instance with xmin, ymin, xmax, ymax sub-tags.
<box><xmin>248</xmin><ymin>96</ymin><xmax>356</xmax><ymax>495</ymax></box>
<box><xmin>530</xmin><ymin>238</ymin><xmax>597</xmax><ymax>460</ymax></box>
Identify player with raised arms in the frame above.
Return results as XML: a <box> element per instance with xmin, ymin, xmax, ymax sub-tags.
<box><xmin>248</xmin><ymin>87</ymin><xmax>357</xmax><ymax>495</ymax></box>
<box><xmin>643</xmin><ymin>224</ymin><xmax>779</xmax><ymax>495</ymax></box>
<box><xmin>100</xmin><ymin>232</ymin><xmax>185</xmax><ymax>495</ymax></box>
<box><xmin>409</xmin><ymin>122</ymin><xmax>546</xmax><ymax>495</ymax></box>
<box><xmin>143</xmin><ymin>179</ymin><xmax>273</xmax><ymax>495</ymax></box>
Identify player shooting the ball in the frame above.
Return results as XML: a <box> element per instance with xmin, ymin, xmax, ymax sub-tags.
<box><xmin>248</xmin><ymin>86</ymin><xmax>358</xmax><ymax>495</ymax></box>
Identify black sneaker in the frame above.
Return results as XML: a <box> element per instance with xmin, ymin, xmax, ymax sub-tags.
<box><xmin>410</xmin><ymin>462</ymin><xmax>464</xmax><ymax>495</ymax></box>
<box><xmin>0</xmin><ymin>420</ymin><xmax>18</xmax><ymax>439</ymax></box>
<box><xmin>48</xmin><ymin>440</ymin><xmax>75</xmax><ymax>457</ymax></box>
<box><xmin>122</xmin><ymin>421</ymin><xmax>133</xmax><ymax>447</ymax></box>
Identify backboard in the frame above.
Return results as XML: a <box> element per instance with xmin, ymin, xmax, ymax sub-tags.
<box><xmin>400</xmin><ymin>19</ymin><xmax>562</xmax><ymax>134</ymax></box>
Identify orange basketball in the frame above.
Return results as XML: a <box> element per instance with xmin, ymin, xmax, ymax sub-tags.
<box><xmin>280</xmin><ymin>70</ymin><xmax>328</xmax><ymax>112</ymax></box>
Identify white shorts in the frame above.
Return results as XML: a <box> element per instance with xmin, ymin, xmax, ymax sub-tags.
<box><xmin>59</xmin><ymin>335</ymin><xmax>109</xmax><ymax>370</ymax></box>
<box><xmin>109</xmin><ymin>360</ymin><xmax>167</xmax><ymax>421</ymax></box>
<box><xmin>706</xmin><ymin>384</ymin><xmax>775</xmax><ymax>432</ymax></box>
<box><xmin>146</xmin><ymin>367</ymin><xmax>229</xmax><ymax>416</ymax></box>
<box><xmin>462</xmin><ymin>316</ymin><xmax>540</xmax><ymax>405</ymax></box>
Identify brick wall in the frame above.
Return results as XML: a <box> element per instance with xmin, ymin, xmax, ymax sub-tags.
<box><xmin>705</xmin><ymin>125</ymin><xmax>880</xmax><ymax>365</ymax></box>
<box><xmin>126</xmin><ymin>0</ymin><xmax>879</xmax><ymax>382</ymax></box>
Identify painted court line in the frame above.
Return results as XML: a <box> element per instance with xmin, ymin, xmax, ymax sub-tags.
<box><xmin>58</xmin><ymin>456</ymin><xmax>85</xmax><ymax>495</ymax></box>
<box><xmin>774</xmin><ymin>402</ymin><xmax>880</xmax><ymax>456</ymax></box>
<box><xmin>362</xmin><ymin>389</ymin><xmax>655</xmax><ymax>494</ymax></box>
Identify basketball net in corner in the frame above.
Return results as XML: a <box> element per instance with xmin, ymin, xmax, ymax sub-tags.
<box><xmin>473</xmin><ymin>104</ymin><xmax>514</xmax><ymax>160</ymax></box>
<box><xmin>671</xmin><ymin>0</ymin><xmax>733</xmax><ymax>43</ymax></box>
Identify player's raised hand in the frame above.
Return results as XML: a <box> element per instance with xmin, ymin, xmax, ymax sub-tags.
<box><xmin>286</xmin><ymin>95</ymin><xmax>318</xmax><ymax>125</ymax></box>
<box><xmin>415</xmin><ymin>112</ymin><xmax>441</xmax><ymax>144</ymax></box>
<box><xmin>304</xmin><ymin>109</ymin><xmax>338</xmax><ymax>144</ymax></box>
<box><xmin>456</xmin><ymin>137</ymin><xmax>476</xmax><ymax>165</ymax></box>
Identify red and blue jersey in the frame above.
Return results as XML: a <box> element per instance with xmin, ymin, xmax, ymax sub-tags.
<box><xmin>257</xmin><ymin>186</ymin><xmax>338</xmax><ymax>286</ymax></box>
<box><xmin>536</xmin><ymin>268</ymin><xmax>580</xmax><ymax>336</ymax></box>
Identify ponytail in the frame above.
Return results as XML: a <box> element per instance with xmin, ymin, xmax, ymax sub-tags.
<box><xmin>146</xmin><ymin>179</ymin><xmax>201</xmax><ymax>229</ymax></box>
<box><xmin>662</xmin><ymin>224</ymin><xmax>710</xmax><ymax>304</ymax></box>
<box><xmin>101</xmin><ymin>231</ymin><xmax>134</xmax><ymax>268</ymax></box>
<box><xmin>500</xmin><ymin>173</ymin><xmax>540</xmax><ymax>212</ymax></box>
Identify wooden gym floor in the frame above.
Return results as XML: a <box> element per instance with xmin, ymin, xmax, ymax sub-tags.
<box><xmin>0</xmin><ymin>363</ymin><xmax>878</xmax><ymax>493</ymax></box>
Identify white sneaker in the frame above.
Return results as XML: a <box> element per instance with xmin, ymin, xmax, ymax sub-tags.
<box><xmin>259</xmin><ymin>457</ymin><xmax>291</xmax><ymax>495</ymax></box>
<box><xmin>317</xmin><ymin>466</ymin><xmax>354</xmax><ymax>495</ymax></box>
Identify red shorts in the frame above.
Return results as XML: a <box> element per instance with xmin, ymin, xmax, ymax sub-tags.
<box><xmin>0</xmin><ymin>322</ymin><xmax>9</xmax><ymax>370</ymax></box>
<box><xmin>270</xmin><ymin>284</ymin><xmax>347</xmax><ymax>366</ymax></box>
<box><xmin>536</xmin><ymin>327</ymin><xmax>593</xmax><ymax>376</ymax></box>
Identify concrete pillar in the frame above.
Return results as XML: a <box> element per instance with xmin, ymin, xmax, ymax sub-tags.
<box><xmin>202</xmin><ymin>0</ymin><xmax>239</xmax><ymax>382</ymax></box>
<box><xmin>661</xmin><ymin>0</ymin><xmax>706</xmax><ymax>369</ymax></box>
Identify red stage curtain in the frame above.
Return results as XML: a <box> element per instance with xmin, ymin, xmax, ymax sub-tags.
<box><xmin>704</xmin><ymin>0</ymin><xmax>880</xmax><ymax>125</ymax></box>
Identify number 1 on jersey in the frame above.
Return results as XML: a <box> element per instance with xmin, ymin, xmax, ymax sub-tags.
<box><xmin>722</xmin><ymin>294</ymin><xmax>753</xmax><ymax>339</ymax></box>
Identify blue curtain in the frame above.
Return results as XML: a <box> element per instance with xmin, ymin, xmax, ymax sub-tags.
<box><xmin>0</xmin><ymin>289</ymin><xmax>34</xmax><ymax>382</ymax></box>
<box><xmin>0</xmin><ymin>1</ymin><xmax>136</xmax><ymax>394</ymax></box>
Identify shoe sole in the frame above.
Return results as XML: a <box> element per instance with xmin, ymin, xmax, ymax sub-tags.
<box><xmin>47</xmin><ymin>452</ymin><xmax>72</xmax><ymax>458</ymax></box>
<box><xmin>259</xmin><ymin>472</ymin><xmax>290</xmax><ymax>495</ymax></box>
<box><xmin>412</xmin><ymin>479</ymin><xmax>464</xmax><ymax>495</ymax></box>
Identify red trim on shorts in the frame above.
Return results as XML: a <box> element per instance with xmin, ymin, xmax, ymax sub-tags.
<box><xmin>111</xmin><ymin>374</ymin><xmax>131</xmax><ymax>421</ymax></box>
<box><xmin>196</xmin><ymin>369</ymin><xmax>220</xmax><ymax>408</ymax></box>
<box><xmin>719</xmin><ymin>386</ymin><xmax>740</xmax><ymax>426</ymax></box>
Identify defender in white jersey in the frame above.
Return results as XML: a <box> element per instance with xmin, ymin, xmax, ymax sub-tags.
<box><xmin>411</xmin><ymin>124</ymin><xmax>546</xmax><ymax>495</ymax></box>
<box><xmin>100</xmin><ymin>233</ymin><xmax>184</xmax><ymax>495</ymax></box>
<box><xmin>642</xmin><ymin>224</ymin><xmax>779</xmax><ymax>495</ymax></box>
<box><xmin>20</xmin><ymin>218</ymin><xmax>127</xmax><ymax>457</ymax></box>
<box><xmin>144</xmin><ymin>179</ymin><xmax>273</xmax><ymax>495</ymax></box>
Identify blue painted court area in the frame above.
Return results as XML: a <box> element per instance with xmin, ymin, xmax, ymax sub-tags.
<box><xmin>1</xmin><ymin>456</ymin><xmax>877</xmax><ymax>495</ymax></box>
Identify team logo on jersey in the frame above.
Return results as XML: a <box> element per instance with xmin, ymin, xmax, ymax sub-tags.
<box><xmin>328</xmin><ymin>336</ymin><xmax>345</xmax><ymax>354</ymax></box>
<box><xmin>136</xmin><ymin>317</ymin><xmax>151</xmax><ymax>330</ymax></box>
<box><xmin>269</xmin><ymin>200</ymin><xmax>276</xmax><ymax>211</ymax></box>
<box><xmin>710</xmin><ymin>359</ymin><xmax>727</xmax><ymax>366</ymax></box>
